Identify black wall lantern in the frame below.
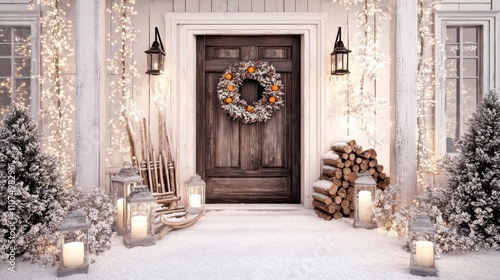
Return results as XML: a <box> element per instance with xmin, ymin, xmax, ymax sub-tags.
<box><xmin>331</xmin><ymin>27</ymin><xmax>351</xmax><ymax>75</ymax></box>
<box><xmin>145</xmin><ymin>27</ymin><xmax>165</xmax><ymax>75</ymax></box>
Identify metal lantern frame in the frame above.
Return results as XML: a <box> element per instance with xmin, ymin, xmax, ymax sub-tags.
<box><xmin>187</xmin><ymin>175</ymin><xmax>206</xmax><ymax>214</ymax></box>
<box><xmin>145</xmin><ymin>26</ymin><xmax>165</xmax><ymax>75</ymax></box>
<box><xmin>123</xmin><ymin>186</ymin><xmax>156</xmax><ymax>248</ymax></box>
<box><xmin>409</xmin><ymin>213</ymin><xmax>438</xmax><ymax>277</ymax></box>
<box><xmin>353</xmin><ymin>173</ymin><xmax>377</xmax><ymax>229</ymax></box>
<box><xmin>331</xmin><ymin>26</ymin><xmax>351</xmax><ymax>75</ymax></box>
<box><xmin>57</xmin><ymin>211</ymin><xmax>90</xmax><ymax>277</ymax></box>
<box><xmin>111</xmin><ymin>166</ymin><xmax>143</xmax><ymax>235</ymax></box>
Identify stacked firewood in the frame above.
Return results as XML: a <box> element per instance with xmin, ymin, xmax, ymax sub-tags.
<box><xmin>313</xmin><ymin>137</ymin><xmax>390</xmax><ymax>221</ymax></box>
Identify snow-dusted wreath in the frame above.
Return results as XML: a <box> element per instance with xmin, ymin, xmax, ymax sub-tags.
<box><xmin>217</xmin><ymin>60</ymin><xmax>284</xmax><ymax>123</ymax></box>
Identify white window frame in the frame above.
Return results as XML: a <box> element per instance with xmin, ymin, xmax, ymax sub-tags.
<box><xmin>435</xmin><ymin>11</ymin><xmax>500</xmax><ymax>157</ymax></box>
<box><xmin>0</xmin><ymin>11</ymin><xmax>39</xmax><ymax>119</ymax></box>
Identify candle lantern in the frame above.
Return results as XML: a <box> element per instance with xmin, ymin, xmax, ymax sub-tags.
<box><xmin>57</xmin><ymin>211</ymin><xmax>90</xmax><ymax>277</ymax></box>
<box><xmin>123</xmin><ymin>186</ymin><xmax>156</xmax><ymax>248</ymax></box>
<box><xmin>353</xmin><ymin>173</ymin><xmax>376</xmax><ymax>229</ymax></box>
<box><xmin>145</xmin><ymin>27</ymin><xmax>165</xmax><ymax>75</ymax></box>
<box><xmin>409</xmin><ymin>213</ymin><xmax>438</xmax><ymax>277</ymax></box>
<box><xmin>111</xmin><ymin>164</ymin><xmax>143</xmax><ymax>235</ymax></box>
<box><xmin>187</xmin><ymin>175</ymin><xmax>206</xmax><ymax>214</ymax></box>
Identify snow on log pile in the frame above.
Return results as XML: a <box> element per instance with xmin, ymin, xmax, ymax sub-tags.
<box><xmin>313</xmin><ymin>137</ymin><xmax>390</xmax><ymax>220</ymax></box>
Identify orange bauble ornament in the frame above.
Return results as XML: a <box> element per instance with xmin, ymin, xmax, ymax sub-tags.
<box><xmin>227</xmin><ymin>85</ymin><xmax>234</xmax><ymax>91</ymax></box>
<box><xmin>246</xmin><ymin>106</ymin><xmax>254</xmax><ymax>112</ymax></box>
<box><xmin>224</xmin><ymin>73</ymin><xmax>232</xmax><ymax>80</ymax></box>
<box><xmin>268</xmin><ymin>96</ymin><xmax>276</xmax><ymax>103</ymax></box>
<box><xmin>225</xmin><ymin>97</ymin><xmax>233</xmax><ymax>104</ymax></box>
<box><xmin>247</xmin><ymin>67</ymin><xmax>255</xmax><ymax>73</ymax></box>
<box><xmin>271</xmin><ymin>85</ymin><xmax>279</xmax><ymax>91</ymax></box>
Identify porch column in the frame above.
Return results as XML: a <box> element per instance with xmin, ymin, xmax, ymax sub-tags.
<box><xmin>76</xmin><ymin>0</ymin><xmax>103</xmax><ymax>192</ymax></box>
<box><xmin>395</xmin><ymin>0</ymin><xmax>418</xmax><ymax>206</ymax></box>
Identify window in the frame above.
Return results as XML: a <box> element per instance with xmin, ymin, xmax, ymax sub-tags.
<box><xmin>435</xmin><ymin>12</ymin><xmax>500</xmax><ymax>156</ymax></box>
<box><xmin>0</xmin><ymin>25</ymin><xmax>32</xmax><ymax>119</ymax></box>
<box><xmin>444</xmin><ymin>26</ymin><xmax>482</xmax><ymax>153</ymax></box>
<box><xmin>0</xmin><ymin>12</ymin><xmax>39</xmax><ymax>121</ymax></box>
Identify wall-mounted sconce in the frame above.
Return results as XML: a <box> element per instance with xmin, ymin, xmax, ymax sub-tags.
<box><xmin>145</xmin><ymin>27</ymin><xmax>165</xmax><ymax>75</ymax></box>
<box><xmin>331</xmin><ymin>27</ymin><xmax>351</xmax><ymax>75</ymax></box>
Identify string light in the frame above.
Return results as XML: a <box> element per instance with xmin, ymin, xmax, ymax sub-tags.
<box><xmin>416</xmin><ymin>0</ymin><xmax>441</xmax><ymax>192</ymax></box>
<box><xmin>38</xmin><ymin>0</ymin><xmax>75</xmax><ymax>189</ymax></box>
<box><xmin>330</xmin><ymin>0</ymin><xmax>389</xmax><ymax>147</ymax></box>
<box><xmin>107</xmin><ymin>0</ymin><xmax>139</xmax><ymax>165</ymax></box>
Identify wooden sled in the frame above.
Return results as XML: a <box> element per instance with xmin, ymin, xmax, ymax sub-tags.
<box><xmin>155</xmin><ymin>210</ymin><xmax>206</xmax><ymax>240</ymax></box>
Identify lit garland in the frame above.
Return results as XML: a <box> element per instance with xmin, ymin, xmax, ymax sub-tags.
<box><xmin>107</xmin><ymin>0</ymin><xmax>139</xmax><ymax>164</ymax></box>
<box><xmin>38</xmin><ymin>0</ymin><xmax>75</xmax><ymax>189</ymax></box>
<box><xmin>330</xmin><ymin>0</ymin><xmax>389</xmax><ymax>147</ymax></box>
<box><xmin>416</xmin><ymin>0</ymin><xmax>441</xmax><ymax>191</ymax></box>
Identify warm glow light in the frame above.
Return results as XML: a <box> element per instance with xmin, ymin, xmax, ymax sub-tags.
<box><xmin>107</xmin><ymin>0</ymin><xmax>139</xmax><ymax>164</ymax></box>
<box><xmin>131</xmin><ymin>215</ymin><xmax>148</xmax><ymax>238</ymax></box>
<box><xmin>415</xmin><ymin>241</ymin><xmax>434</xmax><ymax>267</ymax></box>
<box><xmin>329</xmin><ymin>0</ymin><xmax>389</xmax><ymax>147</ymax></box>
<box><xmin>38</xmin><ymin>0</ymin><xmax>75</xmax><ymax>189</ymax></box>
<box><xmin>415</xmin><ymin>0</ymin><xmax>441</xmax><ymax>192</ymax></box>
<box><xmin>358</xmin><ymin>190</ymin><xmax>372</xmax><ymax>222</ymax></box>
<box><xmin>62</xmin><ymin>241</ymin><xmax>84</xmax><ymax>268</ymax></box>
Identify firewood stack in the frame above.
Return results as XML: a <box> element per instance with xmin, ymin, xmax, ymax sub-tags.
<box><xmin>313</xmin><ymin>137</ymin><xmax>390</xmax><ymax>221</ymax></box>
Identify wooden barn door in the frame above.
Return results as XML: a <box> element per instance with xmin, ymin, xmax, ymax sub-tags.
<box><xmin>196</xmin><ymin>35</ymin><xmax>301</xmax><ymax>203</ymax></box>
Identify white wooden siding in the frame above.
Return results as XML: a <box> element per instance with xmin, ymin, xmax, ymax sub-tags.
<box><xmin>162</xmin><ymin>0</ymin><xmax>322</xmax><ymax>13</ymax></box>
<box><xmin>439</xmin><ymin>0</ymin><xmax>494</xmax><ymax>10</ymax></box>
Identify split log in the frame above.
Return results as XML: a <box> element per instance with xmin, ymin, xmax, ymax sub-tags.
<box><xmin>333</xmin><ymin>137</ymin><xmax>357</xmax><ymax>147</ymax></box>
<box><xmin>340</xmin><ymin>199</ymin><xmax>350</xmax><ymax>209</ymax></box>
<box><xmin>333</xmin><ymin>211</ymin><xmax>343</xmax><ymax>220</ymax></box>
<box><xmin>331</xmin><ymin>142</ymin><xmax>352</xmax><ymax>154</ymax></box>
<box><xmin>344</xmin><ymin>160</ymin><xmax>352</xmax><ymax>168</ymax></box>
<box><xmin>313</xmin><ymin>200</ymin><xmax>340</xmax><ymax>214</ymax></box>
<box><xmin>360</xmin><ymin>162</ymin><xmax>368</xmax><ymax>171</ymax></box>
<box><xmin>312</xmin><ymin>192</ymin><xmax>333</xmax><ymax>205</ymax></box>
<box><xmin>348</xmin><ymin>172</ymin><xmax>357</xmax><ymax>183</ymax></box>
<box><xmin>333</xmin><ymin>196</ymin><xmax>342</xmax><ymax>205</ymax></box>
<box><xmin>352</xmin><ymin>164</ymin><xmax>360</xmax><ymax>173</ymax></box>
<box><xmin>369</xmin><ymin>159</ymin><xmax>378</xmax><ymax>168</ymax></box>
<box><xmin>322</xmin><ymin>165</ymin><xmax>343</xmax><ymax>179</ymax></box>
<box><xmin>314</xmin><ymin>208</ymin><xmax>333</xmax><ymax>221</ymax></box>
<box><xmin>322</xmin><ymin>150</ymin><xmax>341</xmax><ymax>166</ymax></box>
<box><xmin>376</xmin><ymin>165</ymin><xmax>384</xmax><ymax>173</ymax></box>
<box><xmin>339</xmin><ymin>153</ymin><xmax>349</xmax><ymax>160</ymax></box>
<box><xmin>337</xmin><ymin>187</ymin><xmax>347</xmax><ymax>198</ymax></box>
<box><xmin>312</xmin><ymin>179</ymin><xmax>339</xmax><ymax>197</ymax></box>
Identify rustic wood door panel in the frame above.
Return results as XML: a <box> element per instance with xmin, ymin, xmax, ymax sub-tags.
<box><xmin>196</xmin><ymin>35</ymin><xmax>301</xmax><ymax>203</ymax></box>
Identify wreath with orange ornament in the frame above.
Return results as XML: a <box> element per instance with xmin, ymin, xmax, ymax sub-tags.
<box><xmin>217</xmin><ymin>60</ymin><xmax>284</xmax><ymax>123</ymax></box>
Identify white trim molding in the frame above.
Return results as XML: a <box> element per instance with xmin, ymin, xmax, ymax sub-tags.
<box><xmin>165</xmin><ymin>13</ymin><xmax>328</xmax><ymax>208</ymax></box>
<box><xmin>0</xmin><ymin>11</ymin><xmax>40</xmax><ymax>119</ymax></box>
<box><xmin>434</xmin><ymin>11</ymin><xmax>500</xmax><ymax>159</ymax></box>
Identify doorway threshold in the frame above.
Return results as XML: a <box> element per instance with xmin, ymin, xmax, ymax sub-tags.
<box><xmin>205</xmin><ymin>204</ymin><xmax>304</xmax><ymax>212</ymax></box>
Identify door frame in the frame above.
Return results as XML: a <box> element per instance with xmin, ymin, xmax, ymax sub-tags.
<box><xmin>165</xmin><ymin>13</ymin><xmax>328</xmax><ymax>209</ymax></box>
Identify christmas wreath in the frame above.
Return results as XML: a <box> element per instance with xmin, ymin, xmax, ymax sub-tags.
<box><xmin>217</xmin><ymin>60</ymin><xmax>284</xmax><ymax>123</ymax></box>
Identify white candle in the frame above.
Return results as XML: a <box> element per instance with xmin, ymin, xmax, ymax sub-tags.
<box><xmin>415</xmin><ymin>241</ymin><xmax>434</xmax><ymax>267</ymax></box>
<box><xmin>131</xmin><ymin>215</ymin><xmax>148</xmax><ymax>238</ymax></box>
<box><xmin>189</xmin><ymin>194</ymin><xmax>202</xmax><ymax>208</ymax></box>
<box><xmin>116</xmin><ymin>198</ymin><xmax>124</xmax><ymax>229</ymax></box>
<box><xmin>153</xmin><ymin>62</ymin><xmax>158</xmax><ymax>70</ymax></box>
<box><xmin>62</xmin><ymin>241</ymin><xmax>84</xmax><ymax>268</ymax></box>
<box><xmin>358</xmin><ymin>190</ymin><xmax>372</xmax><ymax>222</ymax></box>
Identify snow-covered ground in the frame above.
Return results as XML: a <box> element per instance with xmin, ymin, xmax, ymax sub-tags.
<box><xmin>2</xmin><ymin>207</ymin><xmax>500</xmax><ymax>279</ymax></box>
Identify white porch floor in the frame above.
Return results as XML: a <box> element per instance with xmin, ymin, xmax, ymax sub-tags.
<box><xmin>4</xmin><ymin>208</ymin><xmax>500</xmax><ymax>279</ymax></box>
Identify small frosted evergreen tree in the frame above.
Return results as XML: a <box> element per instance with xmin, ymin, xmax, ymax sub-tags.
<box><xmin>445</xmin><ymin>91</ymin><xmax>500</xmax><ymax>250</ymax></box>
<box><xmin>0</xmin><ymin>104</ymin><xmax>66</xmax><ymax>263</ymax></box>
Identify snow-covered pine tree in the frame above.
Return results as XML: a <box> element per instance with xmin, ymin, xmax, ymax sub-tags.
<box><xmin>445</xmin><ymin>91</ymin><xmax>500</xmax><ymax>250</ymax></box>
<box><xmin>0</xmin><ymin>104</ymin><xmax>67</xmax><ymax>263</ymax></box>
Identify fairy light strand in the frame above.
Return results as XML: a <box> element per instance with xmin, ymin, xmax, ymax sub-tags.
<box><xmin>107</xmin><ymin>0</ymin><xmax>139</xmax><ymax>165</ymax></box>
<box><xmin>38</xmin><ymin>0</ymin><xmax>75</xmax><ymax>189</ymax></box>
<box><xmin>330</xmin><ymin>0</ymin><xmax>389</xmax><ymax>148</ymax></box>
<box><xmin>416</xmin><ymin>0</ymin><xmax>441</xmax><ymax>192</ymax></box>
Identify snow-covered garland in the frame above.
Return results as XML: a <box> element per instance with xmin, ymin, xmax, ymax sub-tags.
<box><xmin>217</xmin><ymin>61</ymin><xmax>284</xmax><ymax>123</ymax></box>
